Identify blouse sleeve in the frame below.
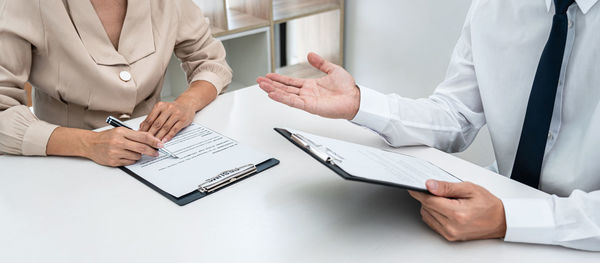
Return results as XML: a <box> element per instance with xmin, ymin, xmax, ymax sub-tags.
<box><xmin>0</xmin><ymin>0</ymin><xmax>58</xmax><ymax>156</ymax></box>
<box><xmin>173</xmin><ymin>0</ymin><xmax>233</xmax><ymax>94</ymax></box>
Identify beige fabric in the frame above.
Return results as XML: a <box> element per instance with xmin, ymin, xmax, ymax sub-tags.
<box><xmin>0</xmin><ymin>0</ymin><xmax>232</xmax><ymax>156</ymax></box>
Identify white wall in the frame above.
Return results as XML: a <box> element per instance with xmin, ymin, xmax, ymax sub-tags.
<box><xmin>344</xmin><ymin>0</ymin><xmax>495</xmax><ymax>166</ymax></box>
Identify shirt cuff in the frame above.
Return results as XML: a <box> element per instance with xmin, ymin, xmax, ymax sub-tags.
<box><xmin>501</xmin><ymin>197</ymin><xmax>556</xmax><ymax>245</ymax></box>
<box><xmin>190</xmin><ymin>71</ymin><xmax>226</xmax><ymax>94</ymax></box>
<box><xmin>22</xmin><ymin>120</ymin><xmax>59</xmax><ymax>156</ymax></box>
<box><xmin>350</xmin><ymin>86</ymin><xmax>391</xmax><ymax>133</ymax></box>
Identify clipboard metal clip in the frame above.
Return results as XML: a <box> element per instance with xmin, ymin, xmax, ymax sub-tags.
<box><xmin>198</xmin><ymin>164</ymin><xmax>257</xmax><ymax>193</ymax></box>
<box><xmin>290</xmin><ymin>133</ymin><xmax>344</xmax><ymax>165</ymax></box>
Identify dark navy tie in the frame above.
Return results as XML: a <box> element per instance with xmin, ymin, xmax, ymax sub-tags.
<box><xmin>511</xmin><ymin>0</ymin><xmax>575</xmax><ymax>188</ymax></box>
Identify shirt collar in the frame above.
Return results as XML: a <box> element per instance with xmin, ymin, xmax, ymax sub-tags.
<box><xmin>65</xmin><ymin>0</ymin><xmax>155</xmax><ymax>66</ymax></box>
<box><xmin>546</xmin><ymin>0</ymin><xmax>599</xmax><ymax>14</ymax></box>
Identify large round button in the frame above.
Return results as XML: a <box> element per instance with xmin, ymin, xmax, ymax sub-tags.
<box><xmin>119</xmin><ymin>71</ymin><xmax>132</xmax><ymax>82</ymax></box>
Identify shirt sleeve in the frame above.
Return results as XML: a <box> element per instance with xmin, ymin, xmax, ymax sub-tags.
<box><xmin>173</xmin><ymin>0</ymin><xmax>233</xmax><ymax>94</ymax></box>
<box><xmin>502</xmin><ymin>190</ymin><xmax>600</xmax><ymax>251</ymax></box>
<box><xmin>350</xmin><ymin>0</ymin><xmax>485</xmax><ymax>153</ymax></box>
<box><xmin>0</xmin><ymin>0</ymin><xmax>59</xmax><ymax>156</ymax></box>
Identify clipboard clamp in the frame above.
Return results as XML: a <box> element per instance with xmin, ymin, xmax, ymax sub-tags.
<box><xmin>290</xmin><ymin>133</ymin><xmax>344</xmax><ymax>165</ymax></box>
<box><xmin>198</xmin><ymin>164</ymin><xmax>257</xmax><ymax>193</ymax></box>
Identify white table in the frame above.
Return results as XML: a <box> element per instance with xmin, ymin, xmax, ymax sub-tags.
<box><xmin>0</xmin><ymin>86</ymin><xmax>596</xmax><ymax>262</ymax></box>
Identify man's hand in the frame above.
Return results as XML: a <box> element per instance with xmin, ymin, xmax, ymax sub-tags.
<box><xmin>408</xmin><ymin>180</ymin><xmax>507</xmax><ymax>241</ymax></box>
<box><xmin>84</xmin><ymin>127</ymin><xmax>162</xmax><ymax>167</ymax></box>
<box><xmin>257</xmin><ymin>52</ymin><xmax>361</xmax><ymax>120</ymax></box>
<box><xmin>139</xmin><ymin>101</ymin><xmax>195</xmax><ymax>142</ymax></box>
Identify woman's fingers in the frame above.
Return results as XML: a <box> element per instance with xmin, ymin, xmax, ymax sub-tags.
<box><xmin>163</xmin><ymin>121</ymin><xmax>184</xmax><ymax>142</ymax></box>
<box><xmin>122</xmin><ymin>136</ymin><xmax>158</xmax><ymax>157</ymax></box>
<box><xmin>140</xmin><ymin>102</ymin><xmax>165</xmax><ymax>131</ymax></box>
<box><xmin>147</xmin><ymin>110</ymin><xmax>171</xmax><ymax>136</ymax></box>
<box><xmin>155</xmin><ymin>115</ymin><xmax>178</xmax><ymax>141</ymax></box>
<box><xmin>122</xmin><ymin>129</ymin><xmax>163</xmax><ymax>149</ymax></box>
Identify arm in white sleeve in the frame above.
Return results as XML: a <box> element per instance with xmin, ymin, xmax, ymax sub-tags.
<box><xmin>351</xmin><ymin>0</ymin><xmax>485</xmax><ymax>153</ymax></box>
<box><xmin>502</xmin><ymin>190</ymin><xmax>600</xmax><ymax>251</ymax></box>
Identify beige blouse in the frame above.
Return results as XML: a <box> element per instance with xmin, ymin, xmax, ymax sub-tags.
<box><xmin>0</xmin><ymin>0</ymin><xmax>232</xmax><ymax>155</ymax></box>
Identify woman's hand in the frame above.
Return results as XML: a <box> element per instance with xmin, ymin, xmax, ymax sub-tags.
<box><xmin>139</xmin><ymin>80</ymin><xmax>218</xmax><ymax>142</ymax></box>
<box><xmin>47</xmin><ymin>127</ymin><xmax>163</xmax><ymax>167</ymax></box>
<box><xmin>139</xmin><ymin>101</ymin><xmax>195</xmax><ymax>142</ymax></box>
<box><xmin>257</xmin><ymin>52</ymin><xmax>361</xmax><ymax>120</ymax></box>
<box><xmin>84</xmin><ymin>127</ymin><xmax>163</xmax><ymax>167</ymax></box>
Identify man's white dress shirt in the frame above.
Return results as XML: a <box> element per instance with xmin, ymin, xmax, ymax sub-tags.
<box><xmin>351</xmin><ymin>0</ymin><xmax>600</xmax><ymax>251</ymax></box>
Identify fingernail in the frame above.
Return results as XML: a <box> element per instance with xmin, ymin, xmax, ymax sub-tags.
<box><xmin>426</xmin><ymin>180</ymin><xmax>438</xmax><ymax>191</ymax></box>
<box><xmin>162</xmin><ymin>138</ymin><xmax>168</xmax><ymax>143</ymax></box>
<box><xmin>157</xmin><ymin>142</ymin><xmax>164</xmax><ymax>148</ymax></box>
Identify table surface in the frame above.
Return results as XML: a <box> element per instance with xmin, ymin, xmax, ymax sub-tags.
<box><xmin>1</xmin><ymin>86</ymin><xmax>597</xmax><ymax>262</ymax></box>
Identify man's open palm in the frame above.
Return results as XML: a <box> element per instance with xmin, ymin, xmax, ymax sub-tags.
<box><xmin>257</xmin><ymin>52</ymin><xmax>360</xmax><ymax>120</ymax></box>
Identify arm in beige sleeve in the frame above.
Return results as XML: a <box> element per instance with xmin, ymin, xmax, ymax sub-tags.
<box><xmin>173</xmin><ymin>0</ymin><xmax>233</xmax><ymax>94</ymax></box>
<box><xmin>0</xmin><ymin>0</ymin><xmax>58</xmax><ymax>156</ymax></box>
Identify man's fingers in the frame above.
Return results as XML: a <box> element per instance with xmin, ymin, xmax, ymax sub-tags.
<box><xmin>427</xmin><ymin>180</ymin><xmax>475</xmax><ymax>198</ymax></box>
<box><xmin>265</xmin><ymin>73</ymin><xmax>305</xmax><ymax>88</ymax></box>
<box><xmin>307</xmin><ymin>52</ymin><xmax>336</xmax><ymax>74</ymax></box>
<box><xmin>258</xmin><ymin>78</ymin><xmax>300</xmax><ymax>95</ymax></box>
<box><xmin>263</xmin><ymin>77</ymin><xmax>301</xmax><ymax>94</ymax></box>
<box><xmin>409</xmin><ymin>190</ymin><xmax>458</xmax><ymax>216</ymax></box>
<box><xmin>421</xmin><ymin>207</ymin><xmax>446</xmax><ymax>235</ymax></box>
<box><xmin>268</xmin><ymin>90</ymin><xmax>307</xmax><ymax>111</ymax></box>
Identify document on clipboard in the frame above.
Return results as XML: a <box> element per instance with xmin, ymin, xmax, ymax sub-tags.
<box><xmin>119</xmin><ymin>122</ymin><xmax>279</xmax><ymax>206</ymax></box>
<box><xmin>275</xmin><ymin>128</ymin><xmax>460</xmax><ymax>192</ymax></box>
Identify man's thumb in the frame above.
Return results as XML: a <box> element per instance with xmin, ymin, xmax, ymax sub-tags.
<box><xmin>307</xmin><ymin>52</ymin><xmax>335</xmax><ymax>74</ymax></box>
<box><xmin>426</xmin><ymin>180</ymin><xmax>472</xmax><ymax>198</ymax></box>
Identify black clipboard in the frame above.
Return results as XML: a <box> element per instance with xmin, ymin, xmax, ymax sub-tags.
<box><xmin>276</xmin><ymin>128</ymin><xmax>455</xmax><ymax>193</ymax></box>
<box><xmin>119</xmin><ymin>158</ymin><xmax>279</xmax><ymax>206</ymax></box>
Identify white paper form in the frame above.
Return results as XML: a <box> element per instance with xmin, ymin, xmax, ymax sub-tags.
<box><xmin>287</xmin><ymin>129</ymin><xmax>460</xmax><ymax>190</ymax></box>
<box><xmin>126</xmin><ymin>123</ymin><xmax>271</xmax><ymax>197</ymax></box>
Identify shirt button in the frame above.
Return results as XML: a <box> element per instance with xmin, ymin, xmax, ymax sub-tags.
<box><xmin>119</xmin><ymin>71</ymin><xmax>132</xmax><ymax>82</ymax></box>
<box><xmin>568</xmin><ymin>20</ymin><xmax>573</xmax><ymax>28</ymax></box>
<box><xmin>548</xmin><ymin>132</ymin><xmax>553</xmax><ymax>140</ymax></box>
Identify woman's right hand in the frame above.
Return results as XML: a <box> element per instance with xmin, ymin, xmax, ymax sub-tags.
<box><xmin>83</xmin><ymin>127</ymin><xmax>163</xmax><ymax>167</ymax></box>
<box><xmin>47</xmin><ymin>126</ymin><xmax>164</xmax><ymax>167</ymax></box>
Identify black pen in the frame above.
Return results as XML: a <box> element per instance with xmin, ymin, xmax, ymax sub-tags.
<box><xmin>106</xmin><ymin>116</ymin><xmax>179</xmax><ymax>158</ymax></box>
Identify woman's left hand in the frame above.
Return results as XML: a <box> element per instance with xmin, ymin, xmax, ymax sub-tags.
<box><xmin>140</xmin><ymin>80</ymin><xmax>218</xmax><ymax>142</ymax></box>
<box><xmin>139</xmin><ymin>101</ymin><xmax>195</xmax><ymax>142</ymax></box>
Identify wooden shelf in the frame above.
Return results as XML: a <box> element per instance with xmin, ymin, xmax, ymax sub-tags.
<box><xmin>273</xmin><ymin>0</ymin><xmax>340</xmax><ymax>23</ymax></box>
<box><xmin>211</xmin><ymin>26</ymin><xmax>226</xmax><ymax>35</ymax></box>
<box><xmin>276</xmin><ymin>63</ymin><xmax>326</xmax><ymax>79</ymax></box>
<box><xmin>224</xmin><ymin>9</ymin><xmax>270</xmax><ymax>35</ymax></box>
